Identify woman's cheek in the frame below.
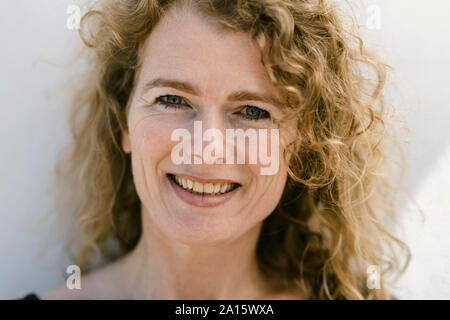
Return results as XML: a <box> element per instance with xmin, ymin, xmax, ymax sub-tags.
<box><xmin>132</xmin><ymin>118</ymin><xmax>178</xmax><ymax>160</ymax></box>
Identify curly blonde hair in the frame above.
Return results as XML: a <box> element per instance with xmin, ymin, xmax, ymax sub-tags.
<box><xmin>53</xmin><ymin>0</ymin><xmax>411</xmax><ymax>299</ymax></box>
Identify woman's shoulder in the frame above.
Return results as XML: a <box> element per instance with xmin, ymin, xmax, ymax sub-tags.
<box><xmin>39</xmin><ymin>283</ymin><xmax>86</xmax><ymax>300</ymax></box>
<box><xmin>40</xmin><ymin>286</ymin><xmax>66</xmax><ymax>300</ymax></box>
<box><xmin>40</xmin><ymin>281</ymin><xmax>112</xmax><ymax>299</ymax></box>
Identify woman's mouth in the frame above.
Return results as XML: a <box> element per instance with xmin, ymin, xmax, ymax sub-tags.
<box><xmin>167</xmin><ymin>173</ymin><xmax>240</xmax><ymax>195</ymax></box>
<box><xmin>166</xmin><ymin>173</ymin><xmax>242</xmax><ymax>207</ymax></box>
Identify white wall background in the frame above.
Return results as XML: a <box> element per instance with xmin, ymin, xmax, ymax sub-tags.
<box><xmin>1</xmin><ymin>0</ymin><xmax>449</xmax><ymax>299</ymax></box>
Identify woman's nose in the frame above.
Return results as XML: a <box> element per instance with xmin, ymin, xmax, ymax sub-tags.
<box><xmin>196</xmin><ymin>107</ymin><xmax>227</xmax><ymax>133</ymax></box>
<box><xmin>191</xmin><ymin>107</ymin><xmax>228</xmax><ymax>165</ymax></box>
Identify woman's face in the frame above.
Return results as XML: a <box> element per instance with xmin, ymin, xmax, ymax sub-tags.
<box><xmin>122</xmin><ymin>8</ymin><xmax>295</xmax><ymax>245</ymax></box>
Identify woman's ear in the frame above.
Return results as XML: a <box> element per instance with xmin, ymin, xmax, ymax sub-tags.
<box><xmin>122</xmin><ymin>130</ymin><xmax>131</xmax><ymax>154</ymax></box>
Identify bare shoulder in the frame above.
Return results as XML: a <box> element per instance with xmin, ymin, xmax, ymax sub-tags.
<box><xmin>40</xmin><ymin>283</ymin><xmax>83</xmax><ymax>300</ymax></box>
<box><xmin>270</xmin><ymin>292</ymin><xmax>305</xmax><ymax>300</ymax></box>
<box><xmin>259</xmin><ymin>290</ymin><xmax>306</xmax><ymax>300</ymax></box>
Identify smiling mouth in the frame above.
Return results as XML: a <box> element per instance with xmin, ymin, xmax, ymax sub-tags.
<box><xmin>167</xmin><ymin>173</ymin><xmax>241</xmax><ymax>196</ymax></box>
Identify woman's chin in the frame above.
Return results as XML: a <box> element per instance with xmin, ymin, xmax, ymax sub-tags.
<box><xmin>150</xmin><ymin>206</ymin><xmax>252</xmax><ymax>246</ymax></box>
<box><xmin>163</xmin><ymin>223</ymin><xmax>242</xmax><ymax>246</ymax></box>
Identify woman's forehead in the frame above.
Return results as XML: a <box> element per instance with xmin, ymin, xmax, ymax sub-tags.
<box><xmin>137</xmin><ymin>7</ymin><xmax>280</xmax><ymax>100</ymax></box>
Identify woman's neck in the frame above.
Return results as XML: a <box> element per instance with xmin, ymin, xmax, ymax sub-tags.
<box><xmin>110</xmin><ymin>207</ymin><xmax>273</xmax><ymax>299</ymax></box>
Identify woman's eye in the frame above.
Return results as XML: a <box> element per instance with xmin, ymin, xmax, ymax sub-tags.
<box><xmin>155</xmin><ymin>95</ymin><xmax>189</xmax><ymax>109</ymax></box>
<box><xmin>153</xmin><ymin>96</ymin><xmax>269</xmax><ymax>121</ymax></box>
<box><xmin>239</xmin><ymin>105</ymin><xmax>270</xmax><ymax>121</ymax></box>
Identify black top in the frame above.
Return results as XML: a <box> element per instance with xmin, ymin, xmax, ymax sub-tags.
<box><xmin>19</xmin><ymin>293</ymin><xmax>40</xmax><ymax>300</ymax></box>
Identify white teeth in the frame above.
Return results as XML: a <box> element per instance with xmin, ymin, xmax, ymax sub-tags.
<box><xmin>219</xmin><ymin>184</ymin><xmax>228</xmax><ymax>193</ymax></box>
<box><xmin>171</xmin><ymin>175</ymin><xmax>237</xmax><ymax>195</ymax></box>
<box><xmin>193</xmin><ymin>181</ymin><xmax>203</xmax><ymax>193</ymax></box>
<box><xmin>204</xmin><ymin>183</ymin><xmax>214</xmax><ymax>193</ymax></box>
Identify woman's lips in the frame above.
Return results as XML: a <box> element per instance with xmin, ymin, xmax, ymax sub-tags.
<box><xmin>167</xmin><ymin>173</ymin><xmax>241</xmax><ymax>208</ymax></box>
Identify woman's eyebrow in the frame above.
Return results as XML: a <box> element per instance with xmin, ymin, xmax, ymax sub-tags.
<box><xmin>143</xmin><ymin>77</ymin><xmax>284</xmax><ymax>109</ymax></box>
